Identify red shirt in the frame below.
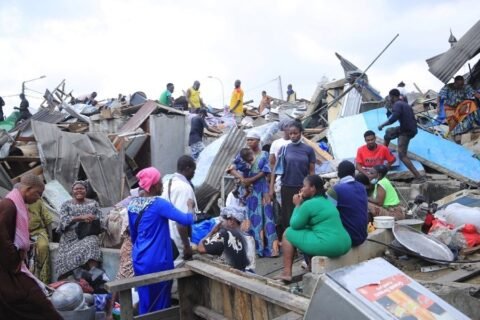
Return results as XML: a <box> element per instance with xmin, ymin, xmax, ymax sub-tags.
<box><xmin>355</xmin><ymin>144</ymin><xmax>395</xmax><ymax>168</ymax></box>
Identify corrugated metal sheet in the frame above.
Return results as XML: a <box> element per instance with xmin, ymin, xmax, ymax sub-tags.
<box><xmin>426</xmin><ymin>19</ymin><xmax>480</xmax><ymax>83</ymax></box>
<box><xmin>340</xmin><ymin>84</ymin><xmax>362</xmax><ymax>117</ymax></box>
<box><xmin>89</xmin><ymin>117</ymin><xmax>128</xmax><ymax>133</ymax></box>
<box><xmin>150</xmin><ymin>113</ymin><xmax>186</xmax><ymax>175</ymax></box>
<box><xmin>118</xmin><ymin>100</ymin><xmax>157</xmax><ymax>134</ymax></box>
<box><xmin>32</xmin><ymin>121</ymin><xmax>127</xmax><ymax>206</ymax></box>
<box><xmin>12</xmin><ymin>108</ymin><xmax>66</xmax><ymax>133</ymax></box>
<box><xmin>193</xmin><ymin>127</ymin><xmax>245</xmax><ymax>209</ymax></box>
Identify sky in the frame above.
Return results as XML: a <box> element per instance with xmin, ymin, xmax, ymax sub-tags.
<box><xmin>1</xmin><ymin>0</ymin><xmax>479</xmax><ymax>113</ymax></box>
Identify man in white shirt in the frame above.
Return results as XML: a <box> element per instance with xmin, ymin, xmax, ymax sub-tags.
<box><xmin>269</xmin><ymin>119</ymin><xmax>294</xmax><ymax>202</ymax></box>
<box><xmin>161</xmin><ymin>155</ymin><xmax>198</xmax><ymax>261</ymax></box>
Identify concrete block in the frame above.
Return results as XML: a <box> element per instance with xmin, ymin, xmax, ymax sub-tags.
<box><xmin>311</xmin><ymin>228</ymin><xmax>393</xmax><ymax>274</ymax></box>
<box><xmin>302</xmin><ymin>272</ymin><xmax>322</xmax><ymax>298</ymax></box>
<box><xmin>50</xmin><ymin>242</ymin><xmax>120</xmax><ymax>281</ymax></box>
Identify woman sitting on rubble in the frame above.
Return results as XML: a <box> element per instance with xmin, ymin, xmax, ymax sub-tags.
<box><xmin>229</xmin><ymin>132</ymin><xmax>279</xmax><ymax>257</ymax></box>
<box><xmin>28</xmin><ymin>199</ymin><xmax>54</xmax><ymax>284</ymax></box>
<box><xmin>368</xmin><ymin>165</ymin><xmax>405</xmax><ymax>220</ymax></box>
<box><xmin>55</xmin><ymin>180</ymin><xmax>105</xmax><ymax>280</ymax></box>
<box><xmin>274</xmin><ymin>175</ymin><xmax>351</xmax><ymax>282</ymax></box>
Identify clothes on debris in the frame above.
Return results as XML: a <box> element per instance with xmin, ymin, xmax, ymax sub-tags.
<box><xmin>356</xmin><ymin>144</ymin><xmax>395</xmax><ymax>169</ymax></box>
<box><xmin>0</xmin><ymin>192</ymin><xmax>62</xmax><ymax>320</ymax></box>
<box><xmin>202</xmin><ymin>228</ymin><xmax>250</xmax><ymax>270</ymax></box>
<box><xmin>28</xmin><ymin>199</ymin><xmax>53</xmax><ymax>283</ymax></box>
<box><xmin>161</xmin><ymin>172</ymin><xmax>198</xmax><ymax>260</ymax></box>
<box><xmin>233</xmin><ymin>150</ymin><xmax>278</xmax><ymax>257</ymax></box>
<box><xmin>327</xmin><ymin>176</ymin><xmax>369</xmax><ymax>247</ymax></box>
<box><xmin>55</xmin><ymin>199</ymin><xmax>104</xmax><ymax>278</ymax></box>
<box><xmin>285</xmin><ymin>195</ymin><xmax>351</xmax><ymax>257</ymax></box>
<box><xmin>445</xmin><ymin>100</ymin><xmax>480</xmax><ymax>135</ymax></box>
<box><xmin>128</xmin><ymin>196</ymin><xmax>194</xmax><ymax>314</ymax></box>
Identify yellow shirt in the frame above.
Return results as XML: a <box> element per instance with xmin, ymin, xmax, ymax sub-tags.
<box><xmin>188</xmin><ymin>87</ymin><xmax>201</xmax><ymax>109</ymax></box>
<box><xmin>230</xmin><ymin>88</ymin><xmax>244</xmax><ymax>115</ymax></box>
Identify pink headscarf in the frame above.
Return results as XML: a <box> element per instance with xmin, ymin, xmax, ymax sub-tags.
<box><xmin>136</xmin><ymin>167</ymin><xmax>161</xmax><ymax>193</ymax></box>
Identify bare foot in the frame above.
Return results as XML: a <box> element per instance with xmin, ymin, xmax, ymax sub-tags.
<box><xmin>273</xmin><ymin>273</ymin><xmax>292</xmax><ymax>282</ymax></box>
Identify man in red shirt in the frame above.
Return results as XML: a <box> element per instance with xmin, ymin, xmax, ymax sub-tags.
<box><xmin>355</xmin><ymin>130</ymin><xmax>396</xmax><ymax>177</ymax></box>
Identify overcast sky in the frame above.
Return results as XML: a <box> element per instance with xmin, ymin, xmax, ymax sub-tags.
<box><xmin>1</xmin><ymin>0</ymin><xmax>479</xmax><ymax>112</ymax></box>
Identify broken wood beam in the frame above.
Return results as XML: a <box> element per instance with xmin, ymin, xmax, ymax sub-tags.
<box><xmin>11</xmin><ymin>165</ymin><xmax>43</xmax><ymax>184</ymax></box>
<box><xmin>193</xmin><ymin>306</ymin><xmax>228</xmax><ymax>320</ymax></box>
<box><xmin>5</xmin><ymin>156</ymin><xmax>40</xmax><ymax>162</ymax></box>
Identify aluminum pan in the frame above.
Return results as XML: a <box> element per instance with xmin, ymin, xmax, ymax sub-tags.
<box><xmin>393</xmin><ymin>223</ymin><xmax>454</xmax><ymax>262</ymax></box>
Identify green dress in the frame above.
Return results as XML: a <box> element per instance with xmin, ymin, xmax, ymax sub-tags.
<box><xmin>285</xmin><ymin>195</ymin><xmax>352</xmax><ymax>257</ymax></box>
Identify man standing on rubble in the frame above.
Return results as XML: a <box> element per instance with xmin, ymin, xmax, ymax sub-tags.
<box><xmin>159</xmin><ymin>83</ymin><xmax>174</xmax><ymax>107</ymax></box>
<box><xmin>378</xmin><ymin>89</ymin><xmax>425</xmax><ymax>183</ymax></box>
<box><xmin>15</xmin><ymin>93</ymin><xmax>32</xmax><ymax>124</ymax></box>
<box><xmin>355</xmin><ymin>130</ymin><xmax>396</xmax><ymax>177</ymax></box>
<box><xmin>230</xmin><ymin>80</ymin><xmax>244</xmax><ymax>124</ymax></box>
<box><xmin>186</xmin><ymin>81</ymin><xmax>206</xmax><ymax>113</ymax></box>
<box><xmin>286</xmin><ymin>84</ymin><xmax>296</xmax><ymax>102</ymax></box>
<box><xmin>188</xmin><ymin>108</ymin><xmax>222</xmax><ymax>161</ymax></box>
<box><xmin>162</xmin><ymin>155</ymin><xmax>198</xmax><ymax>261</ymax></box>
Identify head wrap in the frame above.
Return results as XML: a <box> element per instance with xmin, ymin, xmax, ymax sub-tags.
<box><xmin>245</xmin><ymin>131</ymin><xmax>260</xmax><ymax>140</ymax></box>
<box><xmin>221</xmin><ymin>206</ymin><xmax>246</xmax><ymax>223</ymax></box>
<box><xmin>72</xmin><ymin>180</ymin><xmax>88</xmax><ymax>189</ymax></box>
<box><xmin>136</xmin><ymin>167</ymin><xmax>161</xmax><ymax>193</ymax></box>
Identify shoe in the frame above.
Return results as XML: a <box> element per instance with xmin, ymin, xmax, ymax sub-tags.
<box><xmin>411</xmin><ymin>176</ymin><xmax>427</xmax><ymax>184</ymax></box>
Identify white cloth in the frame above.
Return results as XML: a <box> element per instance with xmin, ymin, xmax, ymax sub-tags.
<box><xmin>225</xmin><ymin>192</ymin><xmax>242</xmax><ymax>208</ymax></box>
<box><xmin>161</xmin><ymin>172</ymin><xmax>197</xmax><ymax>260</ymax></box>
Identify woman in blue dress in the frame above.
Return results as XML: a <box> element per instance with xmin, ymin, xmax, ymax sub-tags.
<box><xmin>230</xmin><ymin>132</ymin><xmax>279</xmax><ymax>257</ymax></box>
<box><xmin>128</xmin><ymin>167</ymin><xmax>195</xmax><ymax>314</ymax></box>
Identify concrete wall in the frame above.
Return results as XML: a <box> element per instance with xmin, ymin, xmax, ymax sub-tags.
<box><xmin>49</xmin><ymin>242</ymin><xmax>120</xmax><ymax>282</ymax></box>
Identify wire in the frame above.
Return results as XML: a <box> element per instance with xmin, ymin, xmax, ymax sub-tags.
<box><xmin>367</xmin><ymin>238</ymin><xmax>480</xmax><ymax>264</ymax></box>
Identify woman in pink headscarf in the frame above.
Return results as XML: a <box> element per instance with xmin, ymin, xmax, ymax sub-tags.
<box><xmin>128</xmin><ymin>167</ymin><xmax>196</xmax><ymax>315</ymax></box>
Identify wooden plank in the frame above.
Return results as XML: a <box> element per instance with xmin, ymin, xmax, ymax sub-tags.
<box><xmin>221</xmin><ymin>283</ymin><xmax>234</xmax><ymax>319</ymax></box>
<box><xmin>435</xmin><ymin>267</ymin><xmax>480</xmax><ymax>283</ymax></box>
<box><xmin>5</xmin><ymin>156</ymin><xmax>40</xmax><ymax>162</ymax></box>
<box><xmin>178</xmin><ymin>275</ymin><xmax>204</xmax><ymax>320</ymax></box>
<box><xmin>209</xmin><ymin>279</ymin><xmax>224</xmax><ymax>314</ymax></box>
<box><xmin>461</xmin><ymin>245</ymin><xmax>480</xmax><ymax>256</ymax></box>
<box><xmin>185</xmin><ymin>260</ymin><xmax>309</xmax><ymax>314</ymax></box>
<box><xmin>119</xmin><ymin>290</ymin><xmax>134</xmax><ymax>320</ymax></box>
<box><xmin>272</xmin><ymin>311</ymin><xmax>303</xmax><ymax>320</ymax></box>
<box><xmin>119</xmin><ymin>100</ymin><xmax>158</xmax><ymax>134</ymax></box>
<box><xmin>15</xmin><ymin>136</ymin><xmax>36</xmax><ymax>142</ymax></box>
<box><xmin>193</xmin><ymin>305</ymin><xmax>228</xmax><ymax>320</ymax></box>
<box><xmin>11</xmin><ymin>166</ymin><xmax>43</xmax><ymax>184</ymax></box>
<box><xmin>234</xmin><ymin>289</ymin><xmax>253</xmax><ymax>320</ymax></box>
<box><xmin>105</xmin><ymin>268</ymin><xmax>193</xmax><ymax>293</ymax></box>
<box><xmin>301</xmin><ymin>136</ymin><xmax>333</xmax><ymax>162</ymax></box>
<box><xmin>251</xmin><ymin>295</ymin><xmax>269</xmax><ymax>320</ymax></box>
<box><xmin>134</xmin><ymin>306</ymin><xmax>179</xmax><ymax>320</ymax></box>
<box><xmin>268</xmin><ymin>303</ymin><xmax>291</xmax><ymax>319</ymax></box>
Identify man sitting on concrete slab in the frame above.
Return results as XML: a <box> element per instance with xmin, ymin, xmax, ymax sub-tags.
<box><xmin>327</xmin><ymin>161</ymin><xmax>369</xmax><ymax>247</ymax></box>
<box><xmin>355</xmin><ymin>130</ymin><xmax>396</xmax><ymax>178</ymax></box>
<box><xmin>378</xmin><ymin>89</ymin><xmax>426</xmax><ymax>184</ymax></box>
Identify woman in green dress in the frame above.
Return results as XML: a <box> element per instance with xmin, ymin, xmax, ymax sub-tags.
<box><xmin>275</xmin><ymin>175</ymin><xmax>351</xmax><ymax>282</ymax></box>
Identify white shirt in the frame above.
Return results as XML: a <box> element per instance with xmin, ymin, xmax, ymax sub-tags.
<box><xmin>270</xmin><ymin>138</ymin><xmax>291</xmax><ymax>157</ymax></box>
<box><xmin>161</xmin><ymin>172</ymin><xmax>197</xmax><ymax>259</ymax></box>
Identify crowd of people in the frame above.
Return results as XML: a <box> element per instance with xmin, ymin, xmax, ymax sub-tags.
<box><xmin>3</xmin><ymin>76</ymin><xmax>480</xmax><ymax>318</ymax></box>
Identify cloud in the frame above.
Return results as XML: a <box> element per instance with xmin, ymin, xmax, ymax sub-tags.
<box><xmin>0</xmin><ymin>0</ymin><xmax>478</xmax><ymax>114</ymax></box>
